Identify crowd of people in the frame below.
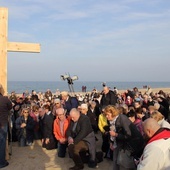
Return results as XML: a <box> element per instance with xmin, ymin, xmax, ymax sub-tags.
<box><xmin>1</xmin><ymin>84</ymin><xmax>170</xmax><ymax>169</ymax></box>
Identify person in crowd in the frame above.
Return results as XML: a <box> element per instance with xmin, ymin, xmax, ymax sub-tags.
<box><xmin>125</xmin><ymin>96</ymin><xmax>133</xmax><ymax>106</ymax></box>
<box><xmin>90</xmin><ymin>88</ymin><xmax>98</xmax><ymax>100</ymax></box>
<box><xmin>150</xmin><ymin>110</ymin><xmax>170</xmax><ymax>129</ymax></box>
<box><xmin>157</xmin><ymin>95</ymin><xmax>169</xmax><ymax>112</ymax></box>
<box><xmin>104</xmin><ymin>105</ymin><xmax>144</xmax><ymax>170</ymax></box>
<box><xmin>38</xmin><ymin>107</ymin><xmax>46</xmax><ymax>141</ymax></box>
<box><xmin>53</xmin><ymin>108</ymin><xmax>70</xmax><ymax>158</ymax></box>
<box><xmin>100</xmin><ymin>86</ymin><xmax>117</xmax><ymax>108</ymax></box>
<box><xmin>136</xmin><ymin>107</ymin><xmax>149</xmax><ymax>121</ymax></box>
<box><xmin>0</xmin><ymin>84</ymin><xmax>12</xmax><ymax>168</ymax></box>
<box><xmin>31</xmin><ymin>90</ymin><xmax>39</xmax><ymax>102</ymax></box>
<box><xmin>42</xmin><ymin>104</ymin><xmax>56</xmax><ymax>150</ymax></box>
<box><xmin>154</xmin><ymin>102</ymin><xmax>169</xmax><ymax>120</ymax></box>
<box><xmin>61</xmin><ymin>91</ymin><xmax>79</xmax><ymax>115</ymax></box>
<box><xmin>80</xmin><ymin>103</ymin><xmax>98</xmax><ymax>133</ymax></box>
<box><xmin>148</xmin><ymin>105</ymin><xmax>156</xmax><ymax>116</ymax></box>
<box><xmin>137</xmin><ymin>118</ymin><xmax>170</xmax><ymax>170</ymax></box>
<box><xmin>145</xmin><ymin>86</ymin><xmax>152</xmax><ymax>95</ymax></box>
<box><xmin>15</xmin><ymin>108</ymin><xmax>35</xmax><ymax>146</ymax></box>
<box><xmin>67</xmin><ymin>108</ymin><xmax>97</xmax><ymax>170</ymax></box>
<box><xmin>127</xmin><ymin>109</ymin><xmax>144</xmax><ymax>136</ymax></box>
<box><xmin>52</xmin><ymin>98</ymin><xmax>62</xmax><ymax>117</ymax></box>
<box><xmin>142</xmin><ymin>94</ymin><xmax>150</xmax><ymax>109</ymax></box>
<box><xmin>88</xmin><ymin>100</ymin><xmax>100</xmax><ymax>125</ymax></box>
<box><xmin>113</xmin><ymin>87</ymin><xmax>118</xmax><ymax>95</ymax></box>
<box><xmin>134</xmin><ymin>101</ymin><xmax>141</xmax><ymax>110</ymax></box>
<box><xmin>98</xmin><ymin>107</ymin><xmax>110</xmax><ymax>158</ymax></box>
<box><xmin>38</xmin><ymin>92</ymin><xmax>44</xmax><ymax>101</ymax></box>
<box><xmin>44</xmin><ymin>89</ymin><xmax>53</xmax><ymax>102</ymax></box>
<box><xmin>9</xmin><ymin>91</ymin><xmax>17</xmax><ymax>103</ymax></box>
<box><xmin>30</xmin><ymin>104</ymin><xmax>41</xmax><ymax>140</ymax></box>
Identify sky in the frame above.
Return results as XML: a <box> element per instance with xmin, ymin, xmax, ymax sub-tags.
<box><xmin>1</xmin><ymin>0</ymin><xmax>170</xmax><ymax>82</ymax></box>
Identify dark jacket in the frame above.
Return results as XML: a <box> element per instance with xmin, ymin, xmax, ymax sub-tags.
<box><xmin>87</xmin><ymin>110</ymin><xmax>98</xmax><ymax>133</ymax></box>
<box><xmin>43</xmin><ymin>112</ymin><xmax>55</xmax><ymax>139</ymax></box>
<box><xmin>42</xmin><ymin>112</ymin><xmax>56</xmax><ymax>150</ymax></box>
<box><xmin>100</xmin><ymin>90</ymin><xmax>117</xmax><ymax>107</ymax></box>
<box><xmin>15</xmin><ymin>115</ymin><xmax>35</xmax><ymax>143</ymax></box>
<box><xmin>115</xmin><ymin>114</ymin><xmax>144</xmax><ymax>158</ymax></box>
<box><xmin>0</xmin><ymin>93</ymin><xmax>12</xmax><ymax>127</ymax></box>
<box><xmin>64</xmin><ymin>96</ymin><xmax>79</xmax><ymax>115</ymax></box>
<box><xmin>66</xmin><ymin>114</ymin><xmax>96</xmax><ymax>161</ymax></box>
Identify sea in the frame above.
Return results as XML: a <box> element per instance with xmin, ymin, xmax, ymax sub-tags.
<box><xmin>7</xmin><ymin>81</ymin><xmax>170</xmax><ymax>94</ymax></box>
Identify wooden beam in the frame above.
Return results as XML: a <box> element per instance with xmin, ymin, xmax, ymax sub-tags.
<box><xmin>7</xmin><ymin>42</ymin><xmax>40</xmax><ymax>53</ymax></box>
<box><xmin>0</xmin><ymin>7</ymin><xmax>8</xmax><ymax>95</ymax></box>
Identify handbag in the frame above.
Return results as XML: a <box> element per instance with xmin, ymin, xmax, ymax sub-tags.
<box><xmin>117</xmin><ymin>149</ymin><xmax>136</xmax><ymax>169</ymax></box>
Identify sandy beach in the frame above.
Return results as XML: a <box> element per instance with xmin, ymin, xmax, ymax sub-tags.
<box><xmin>14</xmin><ymin>87</ymin><xmax>170</xmax><ymax>98</ymax></box>
<box><xmin>4</xmin><ymin>134</ymin><xmax>112</xmax><ymax>170</ymax></box>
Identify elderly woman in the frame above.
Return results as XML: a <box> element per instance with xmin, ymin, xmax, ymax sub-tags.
<box><xmin>150</xmin><ymin>111</ymin><xmax>170</xmax><ymax>129</ymax></box>
<box><xmin>104</xmin><ymin>105</ymin><xmax>144</xmax><ymax>170</ymax></box>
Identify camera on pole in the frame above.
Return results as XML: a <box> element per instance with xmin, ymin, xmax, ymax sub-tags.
<box><xmin>60</xmin><ymin>73</ymin><xmax>78</xmax><ymax>96</ymax></box>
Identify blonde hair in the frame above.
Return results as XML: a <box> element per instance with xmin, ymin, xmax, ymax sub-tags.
<box><xmin>61</xmin><ymin>91</ymin><xmax>68</xmax><ymax>96</ymax></box>
<box><xmin>150</xmin><ymin>110</ymin><xmax>164</xmax><ymax>122</ymax></box>
<box><xmin>104</xmin><ymin>105</ymin><xmax>120</xmax><ymax>117</ymax></box>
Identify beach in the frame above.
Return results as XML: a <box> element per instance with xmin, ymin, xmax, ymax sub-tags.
<box><xmin>4</xmin><ymin>134</ymin><xmax>112</xmax><ymax>170</ymax></box>
<box><xmin>13</xmin><ymin>87</ymin><xmax>170</xmax><ymax>98</ymax></box>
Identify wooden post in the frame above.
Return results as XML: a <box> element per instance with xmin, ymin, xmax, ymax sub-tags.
<box><xmin>0</xmin><ymin>7</ymin><xmax>40</xmax><ymax>95</ymax></box>
<box><xmin>0</xmin><ymin>7</ymin><xmax>8</xmax><ymax>96</ymax></box>
<box><xmin>0</xmin><ymin>7</ymin><xmax>41</xmax><ymax>160</ymax></box>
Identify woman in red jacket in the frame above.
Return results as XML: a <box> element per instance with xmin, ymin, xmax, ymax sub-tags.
<box><xmin>53</xmin><ymin>108</ymin><xmax>70</xmax><ymax>157</ymax></box>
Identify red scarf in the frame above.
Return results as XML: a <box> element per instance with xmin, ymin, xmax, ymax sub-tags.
<box><xmin>147</xmin><ymin>129</ymin><xmax>170</xmax><ymax>145</ymax></box>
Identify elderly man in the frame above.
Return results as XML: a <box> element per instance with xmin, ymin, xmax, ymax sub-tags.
<box><xmin>67</xmin><ymin>108</ymin><xmax>97</xmax><ymax>170</ymax></box>
<box><xmin>0</xmin><ymin>84</ymin><xmax>12</xmax><ymax>168</ymax></box>
<box><xmin>80</xmin><ymin>103</ymin><xmax>98</xmax><ymax>133</ymax></box>
<box><xmin>100</xmin><ymin>86</ymin><xmax>117</xmax><ymax>108</ymax></box>
<box><xmin>137</xmin><ymin>118</ymin><xmax>170</xmax><ymax>170</ymax></box>
<box><xmin>53</xmin><ymin>108</ymin><xmax>70</xmax><ymax>158</ymax></box>
<box><xmin>61</xmin><ymin>91</ymin><xmax>79</xmax><ymax>115</ymax></box>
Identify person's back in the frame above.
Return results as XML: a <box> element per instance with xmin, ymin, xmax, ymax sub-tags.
<box><xmin>137</xmin><ymin>118</ymin><xmax>170</xmax><ymax>170</ymax></box>
<box><xmin>0</xmin><ymin>84</ymin><xmax>12</xmax><ymax>168</ymax></box>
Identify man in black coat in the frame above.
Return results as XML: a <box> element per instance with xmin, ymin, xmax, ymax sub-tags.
<box><xmin>0</xmin><ymin>84</ymin><xmax>12</xmax><ymax>168</ymax></box>
<box><xmin>100</xmin><ymin>86</ymin><xmax>117</xmax><ymax>108</ymax></box>
<box><xmin>42</xmin><ymin>104</ymin><xmax>56</xmax><ymax>150</ymax></box>
<box><xmin>67</xmin><ymin>108</ymin><xmax>97</xmax><ymax>170</ymax></box>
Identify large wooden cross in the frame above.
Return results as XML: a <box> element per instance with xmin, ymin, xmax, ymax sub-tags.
<box><xmin>0</xmin><ymin>7</ymin><xmax>40</xmax><ymax>95</ymax></box>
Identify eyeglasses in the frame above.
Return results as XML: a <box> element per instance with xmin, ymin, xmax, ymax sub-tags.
<box><xmin>57</xmin><ymin>114</ymin><xmax>64</xmax><ymax>116</ymax></box>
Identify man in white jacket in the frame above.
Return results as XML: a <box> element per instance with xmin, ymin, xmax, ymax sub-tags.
<box><xmin>137</xmin><ymin>118</ymin><xmax>170</xmax><ymax>170</ymax></box>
